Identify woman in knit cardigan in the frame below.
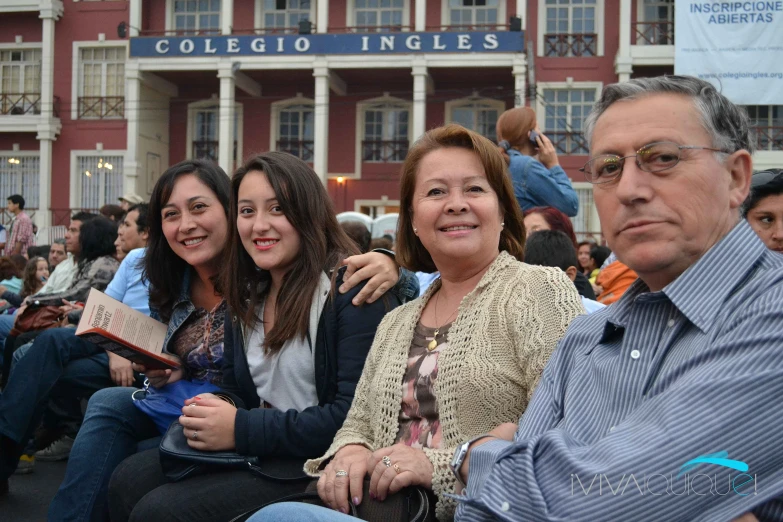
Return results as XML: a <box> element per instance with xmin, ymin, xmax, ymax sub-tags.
<box><xmin>252</xmin><ymin>124</ymin><xmax>584</xmax><ymax>522</ymax></box>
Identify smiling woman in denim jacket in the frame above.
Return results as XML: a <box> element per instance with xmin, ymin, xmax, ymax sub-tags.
<box><xmin>48</xmin><ymin>159</ymin><xmax>233</xmax><ymax>522</ymax></box>
<box><xmin>496</xmin><ymin>107</ymin><xmax>579</xmax><ymax>217</ymax></box>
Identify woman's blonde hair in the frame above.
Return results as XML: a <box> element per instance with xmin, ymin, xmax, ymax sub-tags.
<box><xmin>396</xmin><ymin>124</ymin><xmax>526</xmax><ymax>273</ymax></box>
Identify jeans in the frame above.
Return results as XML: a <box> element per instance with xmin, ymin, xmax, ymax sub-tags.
<box><xmin>249</xmin><ymin>503</ymin><xmax>356</xmax><ymax>522</ymax></box>
<box><xmin>49</xmin><ymin>386</ymin><xmax>159</xmax><ymax>522</ymax></box>
<box><xmin>0</xmin><ymin>328</ymin><xmax>112</xmax><ymax>481</ymax></box>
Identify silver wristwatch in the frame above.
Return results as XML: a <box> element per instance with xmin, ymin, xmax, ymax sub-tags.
<box><xmin>450</xmin><ymin>434</ymin><xmax>493</xmax><ymax>488</ymax></box>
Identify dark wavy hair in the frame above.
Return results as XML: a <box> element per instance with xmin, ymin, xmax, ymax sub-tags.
<box><xmin>78</xmin><ymin>217</ymin><xmax>118</xmax><ymax>265</ymax></box>
<box><xmin>223</xmin><ymin>152</ymin><xmax>360</xmax><ymax>354</ymax></box>
<box><xmin>144</xmin><ymin>159</ymin><xmax>230</xmax><ymax>322</ymax></box>
<box><xmin>0</xmin><ymin>257</ymin><xmax>19</xmax><ymax>281</ymax></box>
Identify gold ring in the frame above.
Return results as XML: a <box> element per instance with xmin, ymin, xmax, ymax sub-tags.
<box><xmin>393</xmin><ymin>464</ymin><xmax>402</xmax><ymax>474</ymax></box>
<box><xmin>335</xmin><ymin>470</ymin><xmax>348</xmax><ymax>477</ymax></box>
<box><xmin>382</xmin><ymin>456</ymin><xmax>392</xmax><ymax>467</ymax></box>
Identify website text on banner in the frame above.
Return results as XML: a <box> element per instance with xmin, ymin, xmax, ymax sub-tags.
<box><xmin>675</xmin><ymin>1</ymin><xmax>783</xmax><ymax>105</ymax></box>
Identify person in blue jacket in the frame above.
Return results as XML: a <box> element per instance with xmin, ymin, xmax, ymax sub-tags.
<box><xmin>496</xmin><ymin>106</ymin><xmax>579</xmax><ymax>217</ymax></box>
<box><xmin>106</xmin><ymin>152</ymin><xmax>399</xmax><ymax>522</ymax></box>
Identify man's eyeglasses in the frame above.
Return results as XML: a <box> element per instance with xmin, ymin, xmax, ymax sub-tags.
<box><xmin>580</xmin><ymin>141</ymin><xmax>725</xmax><ymax>184</ymax></box>
<box><xmin>750</xmin><ymin>169</ymin><xmax>783</xmax><ymax>189</ymax></box>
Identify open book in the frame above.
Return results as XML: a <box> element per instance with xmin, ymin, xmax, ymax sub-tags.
<box><xmin>76</xmin><ymin>288</ymin><xmax>181</xmax><ymax>370</ymax></box>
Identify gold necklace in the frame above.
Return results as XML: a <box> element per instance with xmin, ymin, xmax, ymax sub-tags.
<box><xmin>427</xmin><ymin>291</ymin><xmax>460</xmax><ymax>351</ymax></box>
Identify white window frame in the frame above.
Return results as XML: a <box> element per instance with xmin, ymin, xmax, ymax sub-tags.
<box><xmin>441</xmin><ymin>0</ymin><xmax>506</xmax><ymax>31</ymax></box>
<box><xmin>354</xmin><ymin>95</ymin><xmax>413</xmax><ymax>177</ymax></box>
<box><xmin>744</xmin><ymin>105</ymin><xmax>783</xmax><ymax>152</ymax></box>
<box><xmin>444</xmin><ymin>96</ymin><xmax>506</xmax><ymax>140</ymax></box>
<box><xmin>635</xmin><ymin>0</ymin><xmax>674</xmax><ymax>45</ymax></box>
<box><xmin>346</xmin><ymin>0</ymin><xmax>410</xmax><ymax>32</ymax></box>
<box><xmin>70</xmin><ymin>40</ymin><xmax>128</xmax><ymax>122</ymax></box>
<box><xmin>69</xmin><ymin>149</ymin><xmax>127</xmax><ymax>209</ymax></box>
<box><xmin>165</xmin><ymin>0</ymin><xmax>222</xmax><ymax>35</ymax></box>
<box><xmin>537</xmin><ymin>0</ymin><xmax>604</xmax><ymax>57</ymax></box>
<box><xmin>535</xmin><ymin>80</ymin><xmax>602</xmax><ymax>155</ymax></box>
<box><xmin>571</xmin><ymin>181</ymin><xmax>600</xmax><ymax>240</ymax></box>
<box><xmin>270</xmin><ymin>95</ymin><xmax>315</xmax><ymax>162</ymax></box>
<box><xmin>0</xmin><ymin>43</ymin><xmax>43</xmax><ymax>116</ymax></box>
<box><xmin>0</xmin><ymin>150</ymin><xmax>41</xmax><ymax>209</ymax></box>
<box><xmin>185</xmin><ymin>99</ymin><xmax>244</xmax><ymax>170</ymax></box>
<box><xmin>255</xmin><ymin>0</ymin><xmax>315</xmax><ymax>33</ymax></box>
<box><xmin>354</xmin><ymin>198</ymin><xmax>401</xmax><ymax>216</ymax></box>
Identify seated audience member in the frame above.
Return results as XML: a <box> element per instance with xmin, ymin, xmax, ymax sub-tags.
<box><xmin>523</xmin><ymin>206</ymin><xmax>596</xmax><ymax>300</ymax></box>
<box><xmin>524</xmin><ymin>230</ymin><xmax>605</xmax><ymax>313</ymax></box>
<box><xmin>47</xmin><ymin>161</ymin><xmax>231</xmax><ymax>520</ymax></box>
<box><xmin>340</xmin><ymin>220</ymin><xmax>372</xmax><ymax>253</ymax></box>
<box><xmin>0</xmin><ymin>205</ymin><xmax>150</xmax><ymax>490</ymax></box>
<box><xmin>595</xmin><ymin>257</ymin><xmax>638</xmax><ymax>305</ymax></box>
<box><xmin>0</xmin><ymin>256</ymin><xmax>48</xmax><ymax>308</ymax></box>
<box><xmin>48</xmin><ymin>238</ymin><xmax>68</xmax><ymax>271</ymax></box>
<box><xmin>369</xmin><ymin>235</ymin><xmax>393</xmax><ymax>251</ymax></box>
<box><xmin>118</xmin><ymin>193</ymin><xmax>144</xmax><ymax>211</ymax></box>
<box><xmin>587</xmin><ymin>244</ymin><xmax>611</xmax><ymax>286</ymax></box>
<box><xmin>0</xmin><ymin>257</ymin><xmax>22</xmax><ymax>294</ymax></box>
<box><xmin>577</xmin><ymin>240</ymin><xmax>596</xmax><ymax>276</ymax></box>
<box><xmin>742</xmin><ymin>168</ymin><xmax>783</xmax><ymax>252</ymax></box>
<box><xmin>99</xmin><ymin>204</ymin><xmax>125</xmax><ymax>222</ymax></box>
<box><xmin>107</xmin><ymin>152</ymin><xmax>397</xmax><ymax>522</ymax></box>
<box><xmin>443</xmin><ymin>75</ymin><xmax>783</xmax><ymax>521</ymax></box>
<box><xmin>260</xmin><ymin>124</ymin><xmax>583</xmax><ymax>521</ymax></box>
<box><xmin>496</xmin><ymin>107</ymin><xmax>579</xmax><ymax>217</ymax></box>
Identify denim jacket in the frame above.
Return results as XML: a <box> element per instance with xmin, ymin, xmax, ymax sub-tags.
<box><xmin>508</xmin><ymin>149</ymin><xmax>579</xmax><ymax>217</ymax></box>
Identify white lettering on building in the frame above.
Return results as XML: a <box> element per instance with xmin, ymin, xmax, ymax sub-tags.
<box><xmin>155</xmin><ymin>39</ymin><xmax>170</xmax><ymax>54</ymax></box>
<box><xmin>380</xmin><ymin>35</ymin><xmax>395</xmax><ymax>51</ymax></box>
<box><xmin>294</xmin><ymin>37</ymin><xmax>310</xmax><ymax>52</ymax></box>
<box><xmin>361</xmin><ymin>36</ymin><xmax>370</xmax><ymax>52</ymax></box>
<box><xmin>251</xmin><ymin>38</ymin><xmax>266</xmax><ymax>53</ymax></box>
<box><xmin>226</xmin><ymin>38</ymin><xmax>240</xmax><ymax>53</ymax></box>
<box><xmin>204</xmin><ymin>38</ymin><xmax>217</xmax><ymax>53</ymax></box>
<box><xmin>483</xmin><ymin>34</ymin><xmax>499</xmax><ymax>49</ymax></box>
<box><xmin>432</xmin><ymin>35</ymin><xmax>446</xmax><ymax>50</ymax></box>
<box><xmin>457</xmin><ymin>34</ymin><xmax>472</xmax><ymax>50</ymax></box>
<box><xmin>277</xmin><ymin>37</ymin><xmax>285</xmax><ymax>52</ymax></box>
<box><xmin>179</xmin><ymin>39</ymin><xmax>194</xmax><ymax>54</ymax></box>
<box><xmin>405</xmin><ymin>35</ymin><xmax>421</xmax><ymax>50</ymax></box>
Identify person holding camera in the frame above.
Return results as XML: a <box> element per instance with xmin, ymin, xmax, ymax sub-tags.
<box><xmin>496</xmin><ymin>107</ymin><xmax>579</xmax><ymax>217</ymax></box>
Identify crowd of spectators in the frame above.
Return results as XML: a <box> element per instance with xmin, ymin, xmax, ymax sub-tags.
<box><xmin>2</xmin><ymin>74</ymin><xmax>783</xmax><ymax>522</ymax></box>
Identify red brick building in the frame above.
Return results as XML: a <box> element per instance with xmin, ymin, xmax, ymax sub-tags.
<box><xmin>0</xmin><ymin>0</ymin><xmax>780</xmax><ymax>236</ymax></box>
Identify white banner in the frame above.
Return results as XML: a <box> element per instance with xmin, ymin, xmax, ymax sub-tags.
<box><xmin>675</xmin><ymin>1</ymin><xmax>783</xmax><ymax>105</ymax></box>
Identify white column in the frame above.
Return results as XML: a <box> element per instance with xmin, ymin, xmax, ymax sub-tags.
<box><xmin>615</xmin><ymin>0</ymin><xmax>633</xmax><ymax>82</ymax></box>
<box><xmin>415</xmin><ymin>0</ymin><xmax>426</xmax><ymax>31</ymax></box>
<box><xmin>221</xmin><ymin>0</ymin><xmax>234</xmax><ymax>35</ymax></box>
<box><xmin>313</xmin><ymin>66</ymin><xmax>330</xmax><ymax>183</ymax></box>
<box><xmin>37</xmin><ymin>5</ymin><xmax>60</xmax><ymax>227</ymax></box>
<box><xmin>217</xmin><ymin>64</ymin><xmax>236</xmax><ymax>174</ymax></box>
<box><xmin>512</xmin><ymin>55</ymin><xmax>527</xmax><ymax>108</ymax></box>
<box><xmin>129</xmin><ymin>0</ymin><xmax>142</xmax><ymax>36</ymax></box>
<box><xmin>412</xmin><ymin>62</ymin><xmax>428</xmax><ymax>141</ymax></box>
<box><xmin>516</xmin><ymin>0</ymin><xmax>527</xmax><ymax>30</ymax></box>
<box><xmin>124</xmin><ymin>63</ymin><xmax>142</xmax><ymax>194</ymax></box>
<box><xmin>316</xmin><ymin>0</ymin><xmax>329</xmax><ymax>33</ymax></box>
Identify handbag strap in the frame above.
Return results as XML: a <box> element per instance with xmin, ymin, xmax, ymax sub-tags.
<box><xmin>226</xmin><ymin>491</ymin><xmax>357</xmax><ymax>522</ymax></box>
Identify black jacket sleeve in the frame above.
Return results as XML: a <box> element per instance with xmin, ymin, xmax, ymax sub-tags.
<box><xmin>218</xmin><ymin>315</ymin><xmax>254</xmax><ymax>411</ymax></box>
<box><xmin>2</xmin><ymin>291</ymin><xmax>23</xmax><ymax>308</ymax></box>
<box><xmin>232</xmin><ymin>281</ymin><xmax>394</xmax><ymax>458</ymax></box>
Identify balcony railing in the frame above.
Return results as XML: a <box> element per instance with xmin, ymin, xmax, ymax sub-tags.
<box><xmin>752</xmin><ymin>126</ymin><xmax>783</xmax><ymax>152</ymax></box>
<box><xmin>425</xmin><ymin>23</ymin><xmax>508</xmax><ymax>32</ymax></box>
<box><xmin>544</xmin><ymin>34</ymin><xmax>597</xmax><ymax>57</ymax></box>
<box><xmin>1</xmin><ymin>93</ymin><xmax>41</xmax><ymax>115</ymax></box>
<box><xmin>362</xmin><ymin>140</ymin><xmax>408</xmax><ymax>162</ymax></box>
<box><xmin>78</xmin><ymin>96</ymin><xmax>125</xmax><ymax>119</ymax></box>
<box><xmin>331</xmin><ymin>25</ymin><xmax>409</xmax><ymax>33</ymax></box>
<box><xmin>633</xmin><ymin>21</ymin><xmax>674</xmax><ymax>45</ymax></box>
<box><xmin>548</xmin><ymin>131</ymin><xmax>589</xmax><ymax>155</ymax></box>
<box><xmin>277</xmin><ymin>139</ymin><xmax>314</xmax><ymax>162</ymax></box>
<box><xmin>139</xmin><ymin>29</ymin><xmax>221</xmax><ymax>36</ymax></box>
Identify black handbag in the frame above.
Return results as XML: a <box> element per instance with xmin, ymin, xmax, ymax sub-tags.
<box><xmin>158</xmin><ymin>421</ymin><xmax>311</xmax><ymax>483</ymax></box>
<box><xmin>228</xmin><ymin>477</ymin><xmax>436</xmax><ymax>522</ymax></box>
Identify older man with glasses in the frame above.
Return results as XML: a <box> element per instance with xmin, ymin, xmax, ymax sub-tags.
<box><xmin>452</xmin><ymin>76</ymin><xmax>783</xmax><ymax>522</ymax></box>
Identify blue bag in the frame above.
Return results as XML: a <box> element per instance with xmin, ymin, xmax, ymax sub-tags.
<box><xmin>132</xmin><ymin>379</ymin><xmax>220</xmax><ymax>434</ymax></box>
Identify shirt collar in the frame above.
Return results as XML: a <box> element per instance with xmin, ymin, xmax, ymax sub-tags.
<box><xmin>662</xmin><ymin>220</ymin><xmax>766</xmax><ymax>332</ymax></box>
<box><xmin>599</xmin><ymin>220</ymin><xmax>766</xmax><ymax>340</ymax></box>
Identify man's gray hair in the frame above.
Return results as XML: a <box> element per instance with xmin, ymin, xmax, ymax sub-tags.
<box><xmin>583</xmin><ymin>75</ymin><xmax>755</xmax><ymax>155</ymax></box>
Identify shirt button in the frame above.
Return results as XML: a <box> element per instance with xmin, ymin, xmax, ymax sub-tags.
<box><xmin>609</xmin><ymin>426</ymin><xmax>616</xmax><ymax>432</ymax></box>
<box><xmin>500</xmin><ymin>501</ymin><xmax>510</xmax><ymax>512</ymax></box>
<box><xmin>667</xmin><ymin>319</ymin><xmax>675</xmax><ymax>327</ymax></box>
<box><xmin>630</xmin><ymin>349</ymin><xmax>641</xmax><ymax>359</ymax></box>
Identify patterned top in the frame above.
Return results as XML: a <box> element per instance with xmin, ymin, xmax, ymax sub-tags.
<box><xmin>458</xmin><ymin>221</ymin><xmax>783</xmax><ymax>522</ymax></box>
<box><xmin>34</xmin><ymin>255</ymin><xmax>119</xmax><ymax>307</ymax></box>
<box><xmin>7</xmin><ymin>211</ymin><xmax>34</xmax><ymax>256</ymax></box>
<box><xmin>168</xmin><ymin>299</ymin><xmax>226</xmax><ymax>385</ymax></box>
<box><xmin>395</xmin><ymin>322</ymin><xmax>452</xmax><ymax>449</ymax></box>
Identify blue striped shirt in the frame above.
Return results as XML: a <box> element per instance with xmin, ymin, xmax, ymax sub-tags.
<box><xmin>456</xmin><ymin>220</ymin><xmax>783</xmax><ymax>522</ymax></box>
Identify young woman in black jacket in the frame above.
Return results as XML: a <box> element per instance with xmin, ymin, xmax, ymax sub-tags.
<box><xmin>107</xmin><ymin>152</ymin><xmax>398</xmax><ymax>522</ymax></box>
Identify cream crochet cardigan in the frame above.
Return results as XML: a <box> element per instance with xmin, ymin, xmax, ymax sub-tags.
<box><xmin>304</xmin><ymin>251</ymin><xmax>585</xmax><ymax>520</ymax></box>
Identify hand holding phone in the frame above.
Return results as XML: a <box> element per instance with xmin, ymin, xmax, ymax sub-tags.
<box><xmin>529</xmin><ymin>130</ymin><xmax>540</xmax><ymax>145</ymax></box>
